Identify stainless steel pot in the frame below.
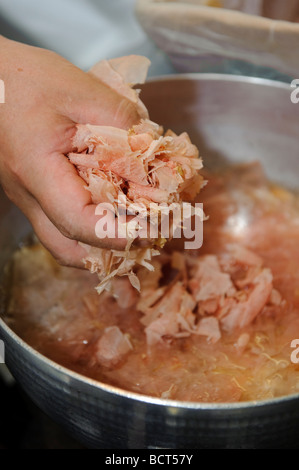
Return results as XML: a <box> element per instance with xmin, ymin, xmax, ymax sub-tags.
<box><xmin>1</xmin><ymin>75</ymin><xmax>299</xmax><ymax>449</ymax></box>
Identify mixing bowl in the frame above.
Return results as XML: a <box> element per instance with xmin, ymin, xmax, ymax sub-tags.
<box><xmin>1</xmin><ymin>75</ymin><xmax>299</xmax><ymax>449</ymax></box>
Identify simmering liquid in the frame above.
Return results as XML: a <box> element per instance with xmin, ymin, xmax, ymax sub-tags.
<box><xmin>3</xmin><ymin>163</ymin><xmax>299</xmax><ymax>403</ymax></box>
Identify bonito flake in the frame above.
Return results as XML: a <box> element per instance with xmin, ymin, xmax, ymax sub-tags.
<box><xmin>69</xmin><ymin>56</ymin><xmax>205</xmax><ymax>294</ymax></box>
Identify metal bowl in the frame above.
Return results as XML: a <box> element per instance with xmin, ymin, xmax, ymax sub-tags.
<box><xmin>1</xmin><ymin>75</ymin><xmax>299</xmax><ymax>449</ymax></box>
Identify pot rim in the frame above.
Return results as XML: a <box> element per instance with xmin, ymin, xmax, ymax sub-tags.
<box><xmin>1</xmin><ymin>314</ymin><xmax>299</xmax><ymax>411</ymax></box>
<box><xmin>146</xmin><ymin>72</ymin><xmax>292</xmax><ymax>90</ymax></box>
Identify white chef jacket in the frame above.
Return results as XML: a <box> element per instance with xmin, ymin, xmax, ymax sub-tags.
<box><xmin>0</xmin><ymin>0</ymin><xmax>174</xmax><ymax>76</ymax></box>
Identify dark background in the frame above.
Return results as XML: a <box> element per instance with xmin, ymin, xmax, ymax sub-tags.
<box><xmin>0</xmin><ymin>372</ymin><xmax>83</xmax><ymax>449</ymax></box>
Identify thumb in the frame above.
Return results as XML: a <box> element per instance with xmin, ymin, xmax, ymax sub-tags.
<box><xmin>65</xmin><ymin>73</ymin><xmax>142</xmax><ymax>130</ymax></box>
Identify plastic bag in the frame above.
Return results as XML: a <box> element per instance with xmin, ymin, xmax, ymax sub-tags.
<box><xmin>136</xmin><ymin>0</ymin><xmax>299</xmax><ymax>77</ymax></box>
<box><xmin>154</xmin><ymin>0</ymin><xmax>299</xmax><ymax>21</ymax></box>
<box><xmin>200</xmin><ymin>0</ymin><xmax>299</xmax><ymax>20</ymax></box>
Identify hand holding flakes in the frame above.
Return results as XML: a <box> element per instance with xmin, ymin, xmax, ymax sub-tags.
<box><xmin>0</xmin><ymin>39</ymin><xmax>145</xmax><ymax>267</ymax></box>
<box><xmin>69</xmin><ymin>56</ymin><xmax>205</xmax><ymax>293</ymax></box>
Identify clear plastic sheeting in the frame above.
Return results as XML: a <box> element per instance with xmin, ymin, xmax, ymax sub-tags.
<box><xmin>188</xmin><ymin>0</ymin><xmax>299</xmax><ymax>21</ymax></box>
<box><xmin>136</xmin><ymin>0</ymin><xmax>299</xmax><ymax>78</ymax></box>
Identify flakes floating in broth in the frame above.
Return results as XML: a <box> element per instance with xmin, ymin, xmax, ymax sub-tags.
<box><xmin>4</xmin><ymin>164</ymin><xmax>299</xmax><ymax>403</ymax></box>
<box><xmin>96</xmin><ymin>326</ymin><xmax>133</xmax><ymax>368</ymax></box>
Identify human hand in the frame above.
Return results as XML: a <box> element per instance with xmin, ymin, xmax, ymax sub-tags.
<box><xmin>0</xmin><ymin>37</ymin><xmax>142</xmax><ymax>267</ymax></box>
